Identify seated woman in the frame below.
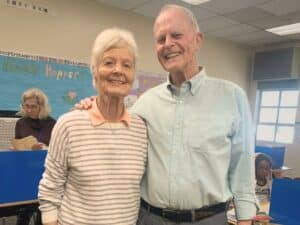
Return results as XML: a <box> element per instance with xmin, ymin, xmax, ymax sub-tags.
<box><xmin>14</xmin><ymin>88</ymin><xmax>56</xmax><ymax>150</ymax></box>
<box><xmin>255</xmin><ymin>153</ymin><xmax>273</xmax><ymax>203</ymax></box>
<box><xmin>38</xmin><ymin>28</ymin><xmax>148</xmax><ymax>225</ymax></box>
<box><xmin>14</xmin><ymin>88</ymin><xmax>56</xmax><ymax>225</ymax></box>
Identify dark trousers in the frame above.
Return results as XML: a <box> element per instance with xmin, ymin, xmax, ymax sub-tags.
<box><xmin>16</xmin><ymin>207</ymin><xmax>42</xmax><ymax>225</ymax></box>
<box><xmin>137</xmin><ymin>207</ymin><xmax>228</xmax><ymax>225</ymax></box>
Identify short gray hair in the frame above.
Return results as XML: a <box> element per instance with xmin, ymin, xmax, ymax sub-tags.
<box><xmin>19</xmin><ymin>88</ymin><xmax>51</xmax><ymax>119</ymax></box>
<box><xmin>156</xmin><ymin>4</ymin><xmax>200</xmax><ymax>32</ymax></box>
<box><xmin>90</xmin><ymin>27</ymin><xmax>138</xmax><ymax>76</ymax></box>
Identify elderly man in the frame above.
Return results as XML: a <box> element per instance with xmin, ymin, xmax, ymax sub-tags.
<box><xmin>76</xmin><ymin>4</ymin><xmax>257</xmax><ymax>225</ymax></box>
<box><xmin>132</xmin><ymin>4</ymin><xmax>257</xmax><ymax>225</ymax></box>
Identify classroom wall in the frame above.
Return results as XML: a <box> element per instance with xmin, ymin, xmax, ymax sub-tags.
<box><xmin>200</xmin><ymin>36</ymin><xmax>253</xmax><ymax>92</ymax></box>
<box><xmin>0</xmin><ymin>0</ymin><xmax>253</xmax><ymax>92</ymax></box>
<box><xmin>0</xmin><ymin>0</ymin><xmax>159</xmax><ymax>73</ymax></box>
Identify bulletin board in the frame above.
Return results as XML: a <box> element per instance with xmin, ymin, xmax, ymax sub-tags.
<box><xmin>0</xmin><ymin>51</ymin><xmax>166</xmax><ymax>118</ymax></box>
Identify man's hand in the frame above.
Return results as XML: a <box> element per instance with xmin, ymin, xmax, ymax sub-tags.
<box><xmin>237</xmin><ymin>220</ymin><xmax>252</xmax><ymax>225</ymax></box>
<box><xmin>74</xmin><ymin>96</ymin><xmax>96</xmax><ymax>110</ymax></box>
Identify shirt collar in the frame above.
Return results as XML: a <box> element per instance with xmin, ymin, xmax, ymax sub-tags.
<box><xmin>87</xmin><ymin>100</ymin><xmax>130</xmax><ymax>126</ymax></box>
<box><xmin>166</xmin><ymin>67</ymin><xmax>206</xmax><ymax>95</ymax></box>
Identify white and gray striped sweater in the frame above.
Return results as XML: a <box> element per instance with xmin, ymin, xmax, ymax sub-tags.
<box><xmin>38</xmin><ymin>110</ymin><xmax>147</xmax><ymax>225</ymax></box>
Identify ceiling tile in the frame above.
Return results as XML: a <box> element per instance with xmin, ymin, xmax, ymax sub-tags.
<box><xmin>132</xmin><ymin>0</ymin><xmax>176</xmax><ymax>18</ymax></box>
<box><xmin>257</xmin><ymin>0</ymin><xmax>300</xmax><ymax>16</ymax></box>
<box><xmin>224</xmin><ymin>7</ymin><xmax>273</xmax><ymax>23</ymax></box>
<box><xmin>206</xmin><ymin>24</ymin><xmax>260</xmax><ymax>38</ymax></box>
<box><xmin>228</xmin><ymin>30</ymin><xmax>280</xmax><ymax>42</ymax></box>
<box><xmin>96</xmin><ymin>0</ymin><xmax>149</xmax><ymax>10</ymax></box>
<box><xmin>228</xmin><ymin>35</ymin><xmax>288</xmax><ymax>47</ymax></box>
<box><xmin>198</xmin><ymin>16</ymin><xmax>240</xmax><ymax>32</ymax></box>
<box><xmin>198</xmin><ymin>0</ymin><xmax>270</xmax><ymax>14</ymax></box>
<box><xmin>190</xmin><ymin>6</ymin><xmax>217</xmax><ymax>21</ymax></box>
<box><xmin>280</xmin><ymin>10</ymin><xmax>300</xmax><ymax>24</ymax></box>
<box><xmin>94</xmin><ymin>0</ymin><xmax>300</xmax><ymax>46</ymax></box>
<box><xmin>247</xmin><ymin>16</ymin><xmax>291</xmax><ymax>29</ymax></box>
<box><xmin>247</xmin><ymin>37</ymin><xmax>291</xmax><ymax>46</ymax></box>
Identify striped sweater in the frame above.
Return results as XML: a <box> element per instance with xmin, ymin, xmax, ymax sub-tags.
<box><xmin>38</xmin><ymin>109</ymin><xmax>147</xmax><ymax>225</ymax></box>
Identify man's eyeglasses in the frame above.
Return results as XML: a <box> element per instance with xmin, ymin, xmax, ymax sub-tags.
<box><xmin>22</xmin><ymin>104</ymin><xmax>39</xmax><ymax>110</ymax></box>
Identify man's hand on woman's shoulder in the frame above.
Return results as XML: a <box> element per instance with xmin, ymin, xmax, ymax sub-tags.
<box><xmin>74</xmin><ymin>96</ymin><xmax>96</xmax><ymax>110</ymax></box>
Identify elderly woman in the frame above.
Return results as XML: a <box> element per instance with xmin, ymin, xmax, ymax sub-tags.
<box><xmin>14</xmin><ymin>88</ymin><xmax>56</xmax><ymax>150</ymax></box>
<box><xmin>38</xmin><ymin>28</ymin><xmax>147</xmax><ymax>225</ymax></box>
<box><xmin>14</xmin><ymin>88</ymin><xmax>56</xmax><ymax>225</ymax></box>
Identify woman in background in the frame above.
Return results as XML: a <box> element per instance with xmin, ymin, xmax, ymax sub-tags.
<box><xmin>38</xmin><ymin>28</ymin><xmax>147</xmax><ymax>225</ymax></box>
<box><xmin>15</xmin><ymin>88</ymin><xmax>56</xmax><ymax>150</ymax></box>
<box><xmin>15</xmin><ymin>88</ymin><xmax>56</xmax><ymax>225</ymax></box>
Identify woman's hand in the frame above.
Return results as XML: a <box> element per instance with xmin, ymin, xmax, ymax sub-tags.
<box><xmin>9</xmin><ymin>146</ymin><xmax>16</xmax><ymax>150</ymax></box>
<box><xmin>31</xmin><ymin>142</ymin><xmax>44</xmax><ymax>150</ymax></box>
<box><xmin>74</xmin><ymin>96</ymin><xmax>96</xmax><ymax>110</ymax></box>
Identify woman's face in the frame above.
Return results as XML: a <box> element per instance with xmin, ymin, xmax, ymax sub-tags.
<box><xmin>22</xmin><ymin>97</ymin><xmax>40</xmax><ymax>119</ymax></box>
<box><xmin>94</xmin><ymin>47</ymin><xmax>135</xmax><ymax>98</ymax></box>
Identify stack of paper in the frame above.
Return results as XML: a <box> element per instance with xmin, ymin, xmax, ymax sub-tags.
<box><xmin>11</xmin><ymin>135</ymin><xmax>38</xmax><ymax>150</ymax></box>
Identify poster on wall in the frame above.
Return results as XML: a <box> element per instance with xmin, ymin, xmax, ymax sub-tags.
<box><xmin>0</xmin><ymin>51</ymin><xmax>166</xmax><ymax>118</ymax></box>
<box><xmin>0</xmin><ymin>51</ymin><xmax>95</xmax><ymax>119</ymax></box>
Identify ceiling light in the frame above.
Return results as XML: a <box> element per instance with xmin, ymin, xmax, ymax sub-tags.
<box><xmin>266</xmin><ymin>22</ymin><xmax>300</xmax><ymax>36</ymax></box>
<box><xmin>181</xmin><ymin>0</ymin><xmax>211</xmax><ymax>5</ymax></box>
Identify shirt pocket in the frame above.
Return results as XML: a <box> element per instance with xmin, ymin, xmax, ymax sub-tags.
<box><xmin>186</xmin><ymin>117</ymin><xmax>232</xmax><ymax>153</ymax></box>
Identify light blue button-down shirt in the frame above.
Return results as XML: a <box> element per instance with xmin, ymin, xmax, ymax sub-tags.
<box><xmin>131</xmin><ymin>68</ymin><xmax>257</xmax><ymax>220</ymax></box>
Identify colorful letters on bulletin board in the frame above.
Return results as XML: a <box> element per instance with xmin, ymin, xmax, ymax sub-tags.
<box><xmin>0</xmin><ymin>51</ymin><xmax>165</xmax><ymax>118</ymax></box>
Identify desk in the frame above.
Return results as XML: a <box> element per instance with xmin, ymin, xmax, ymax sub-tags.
<box><xmin>0</xmin><ymin>150</ymin><xmax>46</xmax><ymax>217</ymax></box>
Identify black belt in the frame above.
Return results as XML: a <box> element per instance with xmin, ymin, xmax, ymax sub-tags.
<box><xmin>141</xmin><ymin>199</ymin><xmax>227</xmax><ymax>223</ymax></box>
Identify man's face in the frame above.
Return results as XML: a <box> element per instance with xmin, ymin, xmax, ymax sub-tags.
<box><xmin>153</xmin><ymin>8</ymin><xmax>202</xmax><ymax>75</ymax></box>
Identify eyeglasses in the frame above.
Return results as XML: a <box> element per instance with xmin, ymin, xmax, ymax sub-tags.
<box><xmin>22</xmin><ymin>104</ymin><xmax>39</xmax><ymax>110</ymax></box>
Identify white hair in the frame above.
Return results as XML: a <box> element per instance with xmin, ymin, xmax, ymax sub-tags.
<box><xmin>90</xmin><ymin>27</ymin><xmax>138</xmax><ymax>77</ymax></box>
<box><xmin>156</xmin><ymin>4</ymin><xmax>200</xmax><ymax>32</ymax></box>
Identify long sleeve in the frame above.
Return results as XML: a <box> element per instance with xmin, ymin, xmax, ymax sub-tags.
<box><xmin>229</xmin><ymin>88</ymin><xmax>258</xmax><ymax>220</ymax></box>
<box><xmin>38</xmin><ymin>116</ymin><xmax>69</xmax><ymax>224</ymax></box>
<box><xmin>14</xmin><ymin>119</ymin><xmax>22</xmax><ymax>139</ymax></box>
